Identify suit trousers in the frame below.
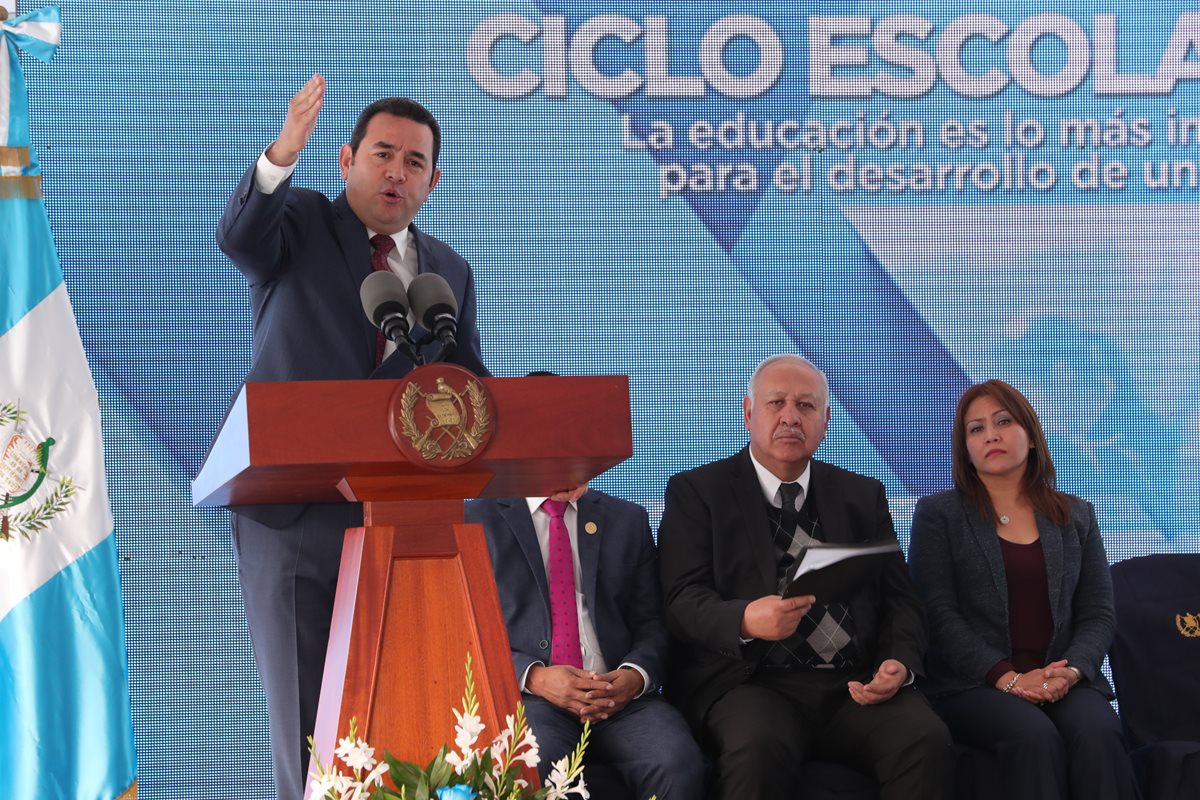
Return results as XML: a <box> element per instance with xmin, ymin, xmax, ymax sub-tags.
<box><xmin>523</xmin><ymin>693</ymin><xmax>706</xmax><ymax>800</ymax></box>
<box><xmin>232</xmin><ymin>503</ymin><xmax>360</xmax><ymax>800</ymax></box>
<box><xmin>934</xmin><ymin>685</ymin><xmax>1142</xmax><ymax>800</ymax></box>
<box><xmin>703</xmin><ymin>668</ymin><xmax>954</xmax><ymax>800</ymax></box>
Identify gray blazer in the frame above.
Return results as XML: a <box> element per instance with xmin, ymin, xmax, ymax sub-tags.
<box><xmin>908</xmin><ymin>489</ymin><xmax>1115</xmax><ymax>698</ymax></box>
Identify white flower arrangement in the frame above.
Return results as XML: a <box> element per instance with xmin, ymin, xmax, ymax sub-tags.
<box><xmin>308</xmin><ymin>654</ymin><xmax>592</xmax><ymax>800</ymax></box>
<box><xmin>308</xmin><ymin>718</ymin><xmax>392</xmax><ymax>800</ymax></box>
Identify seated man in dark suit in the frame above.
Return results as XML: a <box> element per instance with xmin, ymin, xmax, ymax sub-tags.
<box><xmin>657</xmin><ymin>353</ymin><xmax>954</xmax><ymax>800</ymax></box>
<box><xmin>466</xmin><ymin>484</ymin><xmax>704</xmax><ymax>800</ymax></box>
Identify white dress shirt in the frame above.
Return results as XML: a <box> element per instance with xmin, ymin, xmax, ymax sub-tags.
<box><xmin>520</xmin><ymin>497</ymin><xmax>650</xmax><ymax>697</ymax></box>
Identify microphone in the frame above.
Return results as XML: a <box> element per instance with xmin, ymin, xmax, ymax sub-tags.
<box><xmin>407</xmin><ymin>272</ymin><xmax>458</xmax><ymax>362</ymax></box>
<box><xmin>359</xmin><ymin>271</ymin><xmax>420</xmax><ymax>365</ymax></box>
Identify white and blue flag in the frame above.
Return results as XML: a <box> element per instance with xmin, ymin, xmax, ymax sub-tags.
<box><xmin>0</xmin><ymin>6</ymin><xmax>137</xmax><ymax>798</ymax></box>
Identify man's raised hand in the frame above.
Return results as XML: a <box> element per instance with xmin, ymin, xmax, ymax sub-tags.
<box><xmin>266</xmin><ymin>73</ymin><xmax>326</xmax><ymax>167</ymax></box>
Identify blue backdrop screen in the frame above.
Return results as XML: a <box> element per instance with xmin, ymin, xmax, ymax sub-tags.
<box><xmin>22</xmin><ymin>2</ymin><xmax>1200</xmax><ymax>796</ymax></box>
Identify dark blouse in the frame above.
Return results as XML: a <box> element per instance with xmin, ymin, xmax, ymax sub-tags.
<box><xmin>984</xmin><ymin>537</ymin><xmax>1055</xmax><ymax>685</ymax></box>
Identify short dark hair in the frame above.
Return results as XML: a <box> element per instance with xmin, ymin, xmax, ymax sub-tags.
<box><xmin>348</xmin><ymin>97</ymin><xmax>441</xmax><ymax>169</ymax></box>
<box><xmin>951</xmin><ymin>379</ymin><xmax>1070</xmax><ymax>526</ymax></box>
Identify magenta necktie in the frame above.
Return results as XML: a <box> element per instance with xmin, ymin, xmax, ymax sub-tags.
<box><xmin>369</xmin><ymin>234</ymin><xmax>395</xmax><ymax>367</ymax></box>
<box><xmin>543</xmin><ymin>499</ymin><xmax>583</xmax><ymax>669</ymax></box>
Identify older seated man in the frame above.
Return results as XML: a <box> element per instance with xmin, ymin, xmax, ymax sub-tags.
<box><xmin>657</xmin><ymin>353</ymin><xmax>955</xmax><ymax>800</ymax></box>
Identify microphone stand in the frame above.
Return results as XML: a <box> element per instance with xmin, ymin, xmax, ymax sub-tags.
<box><xmin>411</xmin><ymin>331</ymin><xmax>455</xmax><ymax>365</ymax></box>
<box><xmin>413</xmin><ymin>327</ymin><xmax>457</xmax><ymax>365</ymax></box>
<box><xmin>380</xmin><ymin>316</ymin><xmax>424</xmax><ymax>367</ymax></box>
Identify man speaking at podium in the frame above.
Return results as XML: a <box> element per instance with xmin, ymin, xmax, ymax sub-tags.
<box><xmin>214</xmin><ymin>74</ymin><xmax>487</xmax><ymax>798</ymax></box>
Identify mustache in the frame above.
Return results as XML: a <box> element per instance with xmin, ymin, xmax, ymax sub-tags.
<box><xmin>772</xmin><ymin>425</ymin><xmax>806</xmax><ymax>442</ymax></box>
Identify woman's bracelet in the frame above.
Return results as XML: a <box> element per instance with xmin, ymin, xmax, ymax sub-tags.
<box><xmin>1002</xmin><ymin>672</ymin><xmax>1022</xmax><ymax>693</ymax></box>
<box><xmin>1065</xmin><ymin>665</ymin><xmax>1083</xmax><ymax>682</ymax></box>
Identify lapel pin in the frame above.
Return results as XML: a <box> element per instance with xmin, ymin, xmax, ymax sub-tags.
<box><xmin>584</xmin><ymin>521</ymin><xmax>598</xmax><ymax>535</ymax></box>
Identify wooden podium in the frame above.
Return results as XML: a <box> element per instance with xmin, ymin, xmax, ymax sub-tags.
<box><xmin>193</xmin><ymin>368</ymin><xmax>632</xmax><ymax>794</ymax></box>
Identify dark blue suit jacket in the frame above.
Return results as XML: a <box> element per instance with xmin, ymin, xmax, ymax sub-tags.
<box><xmin>212</xmin><ymin>158</ymin><xmax>489</xmax><ymax>797</ymax></box>
<box><xmin>465</xmin><ymin>491</ymin><xmax>669</xmax><ymax>690</ymax></box>
<box><xmin>215</xmin><ymin>163</ymin><xmax>488</xmax><ymax>526</ymax></box>
<box><xmin>217</xmin><ymin>163</ymin><xmax>487</xmax><ymax>384</ymax></box>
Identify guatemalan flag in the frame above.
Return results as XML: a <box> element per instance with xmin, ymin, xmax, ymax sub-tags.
<box><xmin>0</xmin><ymin>6</ymin><xmax>138</xmax><ymax>798</ymax></box>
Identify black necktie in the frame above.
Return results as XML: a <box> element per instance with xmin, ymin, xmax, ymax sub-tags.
<box><xmin>775</xmin><ymin>482</ymin><xmax>803</xmax><ymax>555</ymax></box>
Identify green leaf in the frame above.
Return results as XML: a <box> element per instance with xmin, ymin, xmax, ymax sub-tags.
<box><xmin>424</xmin><ymin>744</ymin><xmax>450</xmax><ymax>773</ymax></box>
<box><xmin>391</xmin><ymin>758</ymin><xmax>420</xmax><ymax>777</ymax></box>
<box><xmin>428</xmin><ymin>756</ymin><xmax>455</xmax><ymax>787</ymax></box>
<box><xmin>8</xmin><ymin>477</ymin><xmax>76</xmax><ymax>539</ymax></box>
<box><xmin>0</xmin><ymin>403</ymin><xmax>26</xmax><ymax>428</ymax></box>
<box><xmin>388</xmin><ymin>755</ymin><xmax>424</xmax><ymax>792</ymax></box>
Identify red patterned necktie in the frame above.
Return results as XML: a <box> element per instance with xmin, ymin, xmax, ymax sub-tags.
<box><xmin>542</xmin><ymin>499</ymin><xmax>583</xmax><ymax>669</ymax></box>
<box><xmin>369</xmin><ymin>234</ymin><xmax>395</xmax><ymax>367</ymax></box>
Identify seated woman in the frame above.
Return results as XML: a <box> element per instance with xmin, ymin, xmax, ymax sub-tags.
<box><xmin>909</xmin><ymin>379</ymin><xmax>1141</xmax><ymax>800</ymax></box>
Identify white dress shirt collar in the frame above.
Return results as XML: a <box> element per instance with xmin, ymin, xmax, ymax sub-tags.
<box><xmin>748</xmin><ymin>449</ymin><xmax>812</xmax><ymax>509</ymax></box>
